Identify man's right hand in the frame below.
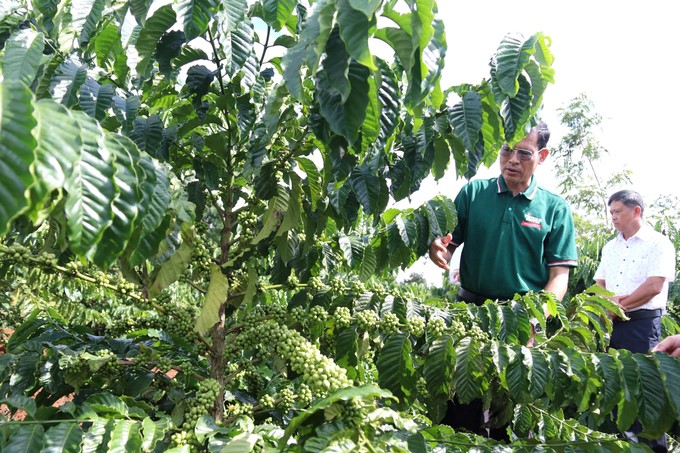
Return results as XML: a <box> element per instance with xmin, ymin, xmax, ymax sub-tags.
<box><xmin>429</xmin><ymin>233</ymin><xmax>454</xmax><ymax>270</ymax></box>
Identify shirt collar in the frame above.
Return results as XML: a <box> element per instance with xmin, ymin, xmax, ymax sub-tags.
<box><xmin>617</xmin><ymin>223</ymin><xmax>654</xmax><ymax>242</ymax></box>
<box><xmin>496</xmin><ymin>175</ymin><xmax>538</xmax><ymax>200</ymax></box>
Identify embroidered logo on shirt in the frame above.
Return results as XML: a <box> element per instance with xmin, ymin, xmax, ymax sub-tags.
<box><xmin>521</xmin><ymin>213</ymin><xmax>542</xmax><ymax>229</ymax></box>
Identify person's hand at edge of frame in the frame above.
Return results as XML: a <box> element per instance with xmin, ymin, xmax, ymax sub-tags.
<box><xmin>653</xmin><ymin>334</ymin><xmax>680</xmax><ymax>357</ymax></box>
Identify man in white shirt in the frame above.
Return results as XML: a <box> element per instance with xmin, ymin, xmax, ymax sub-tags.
<box><xmin>594</xmin><ymin>189</ymin><xmax>676</xmax><ymax>452</ymax></box>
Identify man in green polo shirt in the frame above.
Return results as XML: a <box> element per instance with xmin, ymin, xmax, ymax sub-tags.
<box><xmin>429</xmin><ymin>121</ymin><xmax>578</xmax><ymax>303</ymax></box>
<box><xmin>428</xmin><ymin>121</ymin><xmax>578</xmax><ymax>438</ymax></box>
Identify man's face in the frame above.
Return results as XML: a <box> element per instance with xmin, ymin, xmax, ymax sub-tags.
<box><xmin>499</xmin><ymin>131</ymin><xmax>548</xmax><ymax>189</ymax></box>
<box><xmin>609</xmin><ymin>200</ymin><xmax>639</xmax><ymax>233</ymax></box>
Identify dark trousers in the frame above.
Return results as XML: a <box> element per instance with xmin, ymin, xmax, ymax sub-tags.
<box><xmin>610</xmin><ymin>313</ymin><xmax>667</xmax><ymax>453</ymax></box>
<box><xmin>439</xmin><ymin>289</ymin><xmax>510</xmax><ymax>440</ymax></box>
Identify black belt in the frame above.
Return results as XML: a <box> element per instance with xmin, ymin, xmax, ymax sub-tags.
<box><xmin>614</xmin><ymin>308</ymin><xmax>662</xmax><ymax>322</ymax></box>
<box><xmin>457</xmin><ymin>287</ymin><xmax>512</xmax><ymax>306</ymax></box>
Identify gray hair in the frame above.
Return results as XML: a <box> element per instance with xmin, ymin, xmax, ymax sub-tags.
<box><xmin>608</xmin><ymin>190</ymin><xmax>645</xmax><ymax>216</ymax></box>
<box><xmin>532</xmin><ymin>121</ymin><xmax>550</xmax><ymax>149</ymax></box>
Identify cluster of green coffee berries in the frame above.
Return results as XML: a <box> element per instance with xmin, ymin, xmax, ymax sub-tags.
<box><xmin>165</xmin><ymin>307</ymin><xmax>199</xmax><ymax>340</ymax></box>
<box><xmin>237</xmin><ymin>212</ymin><xmax>258</xmax><ymax>244</ymax></box>
<box><xmin>466</xmin><ymin>323</ymin><xmax>490</xmax><ymax>343</ymax></box>
<box><xmin>342</xmin><ymin>398</ymin><xmax>369</xmax><ymax>427</ymax></box>
<box><xmin>224</xmin><ymin>401</ymin><xmax>254</xmax><ymax>419</ymax></box>
<box><xmin>278</xmin><ymin>387</ymin><xmax>296</xmax><ymax>412</ymax></box>
<box><xmin>350</xmin><ymin>280</ymin><xmax>366</xmax><ymax>294</ymax></box>
<box><xmin>170</xmin><ymin>430</ymin><xmax>200</xmax><ymax>450</ymax></box>
<box><xmin>329</xmin><ymin>277</ymin><xmax>344</xmax><ymax>293</ymax></box>
<box><xmin>379</xmin><ymin>312</ymin><xmax>400</xmax><ymax>335</ymax></box>
<box><xmin>427</xmin><ymin>317</ymin><xmax>448</xmax><ymax>338</ymax></box>
<box><xmin>191</xmin><ymin>234</ymin><xmax>213</xmax><ymax>274</ymax></box>
<box><xmin>355</xmin><ymin>310</ymin><xmax>379</xmax><ymax>331</ymax></box>
<box><xmin>449</xmin><ymin>319</ymin><xmax>467</xmax><ymax>338</ymax></box>
<box><xmin>181</xmin><ymin>378</ymin><xmax>220</xmax><ymax>432</ymax></box>
<box><xmin>238</xmin><ymin>319</ymin><xmax>351</xmax><ymax>398</ymax></box>
<box><xmin>406</xmin><ymin>316</ymin><xmax>426</xmax><ymax>337</ymax></box>
<box><xmin>307</xmin><ymin>276</ymin><xmax>325</xmax><ymax>293</ymax></box>
<box><xmin>286</xmin><ymin>273</ymin><xmax>300</xmax><ymax>289</ymax></box>
<box><xmin>258</xmin><ymin>394</ymin><xmax>276</xmax><ymax>410</ymax></box>
<box><xmin>333</xmin><ymin>307</ymin><xmax>352</xmax><ymax>328</ymax></box>
<box><xmin>0</xmin><ymin>244</ymin><xmax>59</xmax><ymax>268</ymax></box>
<box><xmin>416</xmin><ymin>377</ymin><xmax>429</xmax><ymax>398</ymax></box>
<box><xmin>309</xmin><ymin>305</ymin><xmax>328</xmax><ymax>323</ymax></box>
<box><xmin>289</xmin><ymin>306</ymin><xmax>308</xmax><ymax>326</ymax></box>
<box><xmin>229</xmin><ymin>268</ymin><xmax>248</xmax><ymax>293</ymax></box>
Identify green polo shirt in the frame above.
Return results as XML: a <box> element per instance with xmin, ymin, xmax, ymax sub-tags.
<box><xmin>451</xmin><ymin>175</ymin><xmax>577</xmax><ymax>299</ymax></box>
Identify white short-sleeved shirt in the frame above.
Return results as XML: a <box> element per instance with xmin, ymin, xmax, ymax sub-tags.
<box><xmin>594</xmin><ymin>224</ymin><xmax>676</xmax><ymax>311</ymax></box>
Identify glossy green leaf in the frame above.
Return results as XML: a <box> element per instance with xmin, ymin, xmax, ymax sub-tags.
<box><xmin>423</xmin><ymin>335</ymin><xmax>455</xmax><ymax>420</ymax></box>
<box><xmin>491</xmin><ymin>341</ymin><xmax>514</xmax><ymax>388</ymax></box>
<box><xmin>263</xmin><ymin>0</ymin><xmax>296</xmax><ymax>30</ymax></box>
<box><xmin>224</xmin><ymin>20</ymin><xmax>258</xmax><ymax>86</ymax></box>
<box><xmin>42</xmin><ymin>423</ymin><xmax>84</xmax><ymax>453</ymax></box>
<box><xmin>252</xmin><ymin>186</ymin><xmax>288</xmax><ymax>245</ymax></box>
<box><xmin>449</xmin><ymin>91</ymin><xmax>482</xmax><ymax>152</ymax></box>
<box><xmin>4</xmin><ymin>424</ymin><xmax>45</xmax><ymax>453</ymax></box>
<box><xmin>71</xmin><ymin>0</ymin><xmax>105</xmax><ymax>43</ymax></box>
<box><xmin>64</xmin><ymin>112</ymin><xmax>116</xmax><ymax>257</ymax></box>
<box><xmin>296</xmin><ymin>157</ymin><xmax>322</xmax><ymax>210</ymax></box>
<box><xmin>196</xmin><ymin>265</ymin><xmax>229</xmax><ymax>335</ymax></box>
<box><xmin>277</xmin><ymin>176</ymin><xmax>302</xmax><ymax>235</ymax></box>
<box><xmin>79</xmin><ymin>78</ymin><xmax>115</xmax><ymax>121</ymax></box>
<box><xmin>359</xmin><ymin>244</ymin><xmax>376</xmax><ymax>281</ymax></box>
<box><xmin>135</xmin><ymin>5</ymin><xmax>177</xmax><ymax>59</ymax></box>
<box><xmin>113</xmin><ymin>95</ymin><xmax>140</xmax><ymax>135</ymax></box>
<box><xmin>92</xmin><ymin>134</ymin><xmax>143</xmax><ymax>268</ymax></box>
<box><xmin>128</xmin><ymin>160</ymin><xmax>170</xmax><ymax>266</ymax></box>
<box><xmin>107</xmin><ymin>420</ymin><xmax>142</xmax><ymax>453</ymax></box>
<box><xmin>81</xmin><ymin>418</ymin><xmax>115</xmax><ymax>453</ymax></box>
<box><xmin>501</xmin><ymin>74</ymin><xmax>532</xmax><ymax>144</ymax></box>
<box><xmin>376</xmin><ymin>333</ymin><xmax>416</xmax><ymax>401</ymax></box>
<box><xmin>335</xmin><ymin>327</ymin><xmax>359</xmax><ymax>380</ymax></box>
<box><xmin>222</xmin><ymin>0</ymin><xmax>248</xmax><ymax>32</ymax></box>
<box><xmin>282</xmin><ymin>0</ymin><xmax>334</xmax><ymax>99</ymax></box>
<box><xmin>156</xmin><ymin>30</ymin><xmax>186</xmax><ymax>76</ymax></box>
<box><xmin>453</xmin><ymin>337</ymin><xmax>485</xmax><ymax>403</ymax></box>
<box><xmin>495</xmin><ymin>33</ymin><xmax>536</xmax><ymax>97</ymax></box>
<box><xmin>148</xmin><ymin>241</ymin><xmax>193</xmax><ymax>298</ymax></box>
<box><xmin>94</xmin><ymin>24</ymin><xmax>124</xmax><ymax>71</ymax></box>
<box><xmin>506</xmin><ymin>345</ymin><xmax>530</xmax><ymax>403</ymax></box>
<box><xmin>50</xmin><ymin>59</ymin><xmax>88</xmax><ymax>107</ymax></box>
<box><xmin>351</xmin><ymin>167</ymin><xmax>380</xmax><ymax>215</ymax></box>
<box><xmin>177</xmin><ymin>0</ymin><xmax>214</xmax><ymax>40</ymax></box>
<box><xmin>2</xmin><ymin>28</ymin><xmax>45</xmax><ymax>87</ymax></box>
<box><xmin>141</xmin><ymin>417</ymin><xmax>171</xmax><ymax>452</ymax></box>
<box><xmin>321</xmin><ymin>27</ymin><xmax>351</xmax><ymax>102</ymax></box>
<box><xmin>336</xmin><ymin>0</ymin><xmax>375</xmax><ymax>70</ymax></box>
<box><xmin>130</xmin><ymin>115</ymin><xmax>163</xmax><ymax>156</ymax></box>
<box><xmin>0</xmin><ymin>395</ymin><xmax>36</xmax><ymax>417</ymax></box>
<box><xmin>616</xmin><ymin>350</ymin><xmax>640</xmax><ymax>432</ymax></box>
<box><xmin>633</xmin><ymin>354</ymin><xmax>674</xmax><ymax>437</ymax></box>
<box><xmin>0</xmin><ymin>82</ymin><xmax>36</xmax><ymax>236</ymax></box>
<box><xmin>527</xmin><ymin>348</ymin><xmax>549</xmax><ymax>400</ymax></box>
<box><xmin>348</xmin><ymin>0</ymin><xmax>380</xmax><ymax>18</ymax></box>
<box><xmin>280</xmin><ymin>385</ymin><xmax>392</xmax><ymax>447</ymax></box>
<box><xmin>172</xmin><ymin>45</ymin><xmax>209</xmax><ymax>70</ymax></box>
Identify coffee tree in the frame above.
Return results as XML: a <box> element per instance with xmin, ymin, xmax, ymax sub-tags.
<box><xmin>1</xmin><ymin>0</ymin><xmax>679</xmax><ymax>451</ymax></box>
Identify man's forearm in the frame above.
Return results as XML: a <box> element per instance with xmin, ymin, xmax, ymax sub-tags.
<box><xmin>544</xmin><ymin>266</ymin><xmax>570</xmax><ymax>300</ymax></box>
<box><xmin>619</xmin><ymin>277</ymin><xmax>665</xmax><ymax>310</ymax></box>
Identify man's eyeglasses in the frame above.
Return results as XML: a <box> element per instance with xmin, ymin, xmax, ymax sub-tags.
<box><xmin>500</xmin><ymin>144</ymin><xmax>538</xmax><ymax>161</ymax></box>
